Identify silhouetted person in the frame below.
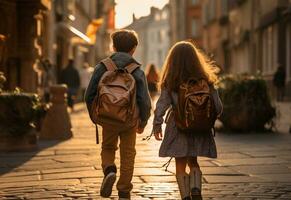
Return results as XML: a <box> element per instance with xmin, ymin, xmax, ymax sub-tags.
<box><xmin>273</xmin><ymin>65</ymin><xmax>286</xmax><ymax>102</ymax></box>
<box><xmin>60</xmin><ymin>59</ymin><xmax>80</xmax><ymax>110</ymax></box>
<box><xmin>145</xmin><ymin>63</ymin><xmax>159</xmax><ymax>98</ymax></box>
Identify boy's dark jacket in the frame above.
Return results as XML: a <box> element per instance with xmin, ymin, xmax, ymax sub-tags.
<box><xmin>85</xmin><ymin>52</ymin><xmax>152</xmax><ymax>128</ymax></box>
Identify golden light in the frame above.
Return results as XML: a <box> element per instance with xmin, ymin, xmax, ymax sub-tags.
<box><xmin>115</xmin><ymin>0</ymin><xmax>169</xmax><ymax>29</ymax></box>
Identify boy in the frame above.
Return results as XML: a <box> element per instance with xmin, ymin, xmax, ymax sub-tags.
<box><xmin>85</xmin><ymin>29</ymin><xmax>151</xmax><ymax>200</ymax></box>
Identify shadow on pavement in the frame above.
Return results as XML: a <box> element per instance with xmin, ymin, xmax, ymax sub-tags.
<box><xmin>0</xmin><ymin>139</ymin><xmax>64</xmax><ymax>175</ymax></box>
<box><xmin>0</xmin><ymin>103</ymin><xmax>88</xmax><ymax>176</ymax></box>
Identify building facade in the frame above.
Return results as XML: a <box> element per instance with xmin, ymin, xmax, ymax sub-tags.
<box><xmin>147</xmin><ymin>6</ymin><xmax>170</xmax><ymax>68</ymax></box>
<box><xmin>0</xmin><ymin>0</ymin><xmax>51</xmax><ymax>92</ymax></box>
<box><xmin>126</xmin><ymin>5</ymin><xmax>170</xmax><ymax>69</ymax></box>
<box><xmin>54</xmin><ymin>0</ymin><xmax>115</xmax><ymax>69</ymax></box>
<box><xmin>125</xmin><ymin>15</ymin><xmax>150</xmax><ymax>67</ymax></box>
<box><xmin>0</xmin><ymin>0</ymin><xmax>114</xmax><ymax>95</ymax></box>
<box><xmin>286</xmin><ymin>3</ymin><xmax>291</xmax><ymax>97</ymax></box>
<box><xmin>169</xmin><ymin>0</ymin><xmax>203</xmax><ymax>47</ymax></box>
<box><xmin>201</xmin><ymin>0</ymin><xmax>291</xmax><ymax>99</ymax></box>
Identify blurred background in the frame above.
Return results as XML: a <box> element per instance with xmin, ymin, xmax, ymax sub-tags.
<box><xmin>0</xmin><ymin>2</ymin><xmax>291</xmax><ymax>197</ymax></box>
<box><xmin>0</xmin><ymin>0</ymin><xmax>290</xmax><ymax>101</ymax></box>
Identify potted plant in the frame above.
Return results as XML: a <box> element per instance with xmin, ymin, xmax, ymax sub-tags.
<box><xmin>217</xmin><ymin>74</ymin><xmax>276</xmax><ymax>132</ymax></box>
<box><xmin>0</xmin><ymin>86</ymin><xmax>48</xmax><ymax>152</ymax></box>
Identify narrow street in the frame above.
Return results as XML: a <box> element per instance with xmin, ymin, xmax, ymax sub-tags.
<box><xmin>1</xmin><ymin>103</ymin><xmax>291</xmax><ymax>200</ymax></box>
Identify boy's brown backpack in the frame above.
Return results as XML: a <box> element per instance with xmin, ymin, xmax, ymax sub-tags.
<box><xmin>174</xmin><ymin>78</ymin><xmax>217</xmax><ymax>133</ymax></box>
<box><xmin>91</xmin><ymin>58</ymin><xmax>140</xmax><ymax>129</ymax></box>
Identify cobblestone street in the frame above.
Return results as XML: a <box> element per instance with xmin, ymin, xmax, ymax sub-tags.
<box><xmin>1</xmin><ymin>104</ymin><xmax>291</xmax><ymax>200</ymax></box>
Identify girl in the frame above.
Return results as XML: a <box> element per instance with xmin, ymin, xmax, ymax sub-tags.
<box><xmin>152</xmin><ymin>41</ymin><xmax>222</xmax><ymax>200</ymax></box>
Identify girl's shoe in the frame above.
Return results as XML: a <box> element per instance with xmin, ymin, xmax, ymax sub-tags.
<box><xmin>191</xmin><ymin>189</ymin><xmax>202</xmax><ymax>200</ymax></box>
<box><xmin>176</xmin><ymin>173</ymin><xmax>191</xmax><ymax>200</ymax></box>
<box><xmin>189</xmin><ymin>168</ymin><xmax>202</xmax><ymax>200</ymax></box>
<box><xmin>118</xmin><ymin>191</ymin><xmax>130</xmax><ymax>200</ymax></box>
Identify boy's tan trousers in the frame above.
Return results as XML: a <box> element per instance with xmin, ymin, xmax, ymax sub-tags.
<box><xmin>101</xmin><ymin>124</ymin><xmax>137</xmax><ymax>192</ymax></box>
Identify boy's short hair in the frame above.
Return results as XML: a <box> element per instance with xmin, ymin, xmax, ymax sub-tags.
<box><xmin>111</xmin><ymin>29</ymin><xmax>139</xmax><ymax>53</ymax></box>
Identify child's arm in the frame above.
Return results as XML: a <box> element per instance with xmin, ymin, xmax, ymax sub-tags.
<box><xmin>211</xmin><ymin>87</ymin><xmax>223</xmax><ymax>117</ymax></box>
<box><xmin>152</xmin><ymin>88</ymin><xmax>172</xmax><ymax>139</ymax></box>
<box><xmin>133</xmin><ymin>69</ymin><xmax>152</xmax><ymax>129</ymax></box>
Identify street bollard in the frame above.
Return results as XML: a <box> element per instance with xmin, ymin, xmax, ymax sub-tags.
<box><xmin>40</xmin><ymin>84</ymin><xmax>73</xmax><ymax>140</ymax></box>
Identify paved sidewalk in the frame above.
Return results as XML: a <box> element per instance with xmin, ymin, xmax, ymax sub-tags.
<box><xmin>0</xmin><ymin>104</ymin><xmax>291</xmax><ymax>199</ymax></box>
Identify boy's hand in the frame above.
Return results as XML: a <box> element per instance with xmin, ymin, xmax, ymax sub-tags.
<box><xmin>154</xmin><ymin>132</ymin><xmax>163</xmax><ymax>141</ymax></box>
<box><xmin>137</xmin><ymin>127</ymin><xmax>144</xmax><ymax>134</ymax></box>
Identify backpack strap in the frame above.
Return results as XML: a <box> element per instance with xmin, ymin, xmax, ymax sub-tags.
<box><xmin>101</xmin><ymin>58</ymin><xmax>117</xmax><ymax>71</ymax></box>
<box><xmin>125</xmin><ymin>63</ymin><xmax>140</xmax><ymax>74</ymax></box>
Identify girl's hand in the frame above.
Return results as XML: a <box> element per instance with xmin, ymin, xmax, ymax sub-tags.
<box><xmin>154</xmin><ymin>132</ymin><xmax>163</xmax><ymax>141</ymax></box>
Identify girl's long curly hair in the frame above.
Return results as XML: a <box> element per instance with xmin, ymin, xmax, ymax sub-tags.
<box><xmin>160</xmin><ymin>41</ymin><xmax>220</xmax><ymax>92</ymax></box>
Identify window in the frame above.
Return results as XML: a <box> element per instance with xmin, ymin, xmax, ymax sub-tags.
<box><xmin>191</xmin><ymin>18</ymin><xmax>199</xmax><ymax>37</ymax></box>
<box><xmin>155</xmin><ymin>13</ymin><xmax>161</xmax><ymax>21</ymax></box>
<box><xmin>160</xmin><ymin>30</ymin><xmax>167</xmax><ymax>41</ymax></box>
<box><xmin>202</xmin><ymin>3</ymin><xmax>209</xmax><ymax>25</ymax></box>
<box><xmin>287</xmin><ymin>25</ymin><xmax>291</xmax><ymax>81</ymax></box>
<box><xmin>209</xmin><ymin>0</ymin><xmax>216</xmax><ymax>21</ymax></box>
<box><xmin>262</xmin><ymin>25</ymin><xmax>278</xmax><ymax>75</ymax></box>
<box><xmin>221</xmin><ymin>0</ymin><xmax>228</xmax><ymax>16</ymax></box>
<box><xmin>157</xmin><ymin>31</ymin><xmax>162</xmax><ymax>43</ymax></box>
<box><xmin>161</xmin><ymin>10</ymin><xmax>168</xmax><ymax>20</ymax></box>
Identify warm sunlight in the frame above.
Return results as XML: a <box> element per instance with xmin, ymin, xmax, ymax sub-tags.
<box><xmin>1</xmin><ymin>1</ymin><xmax>291</xmax><ymax>199</ymax></box>
<box><xmin>115</xmin><ymin>0</ymin><xmax>169</xmax><ymax>28</ymax></box>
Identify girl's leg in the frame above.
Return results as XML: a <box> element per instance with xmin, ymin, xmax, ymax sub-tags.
<box><xmin>187</xmin><ymin>157</ymin><xmax>199</xmax><ymax>169</ymax></box>
<box><xmin>175</xmin><ymin>157</ymin><xmax>191</xmax><ymax>200</ymax></box>
<box><xmin>188</xmin><ymin>157</ymin><xmax>202</xmax><ymax>200</ymax></box>
<box><xmin>175</xmin><ymin>157</ymin><xmax>187</xmax><ymax>174</ymax></box>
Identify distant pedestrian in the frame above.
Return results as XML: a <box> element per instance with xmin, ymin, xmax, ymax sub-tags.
<box><xmin>80</xmin><ymin>63</ymin><xmax>93</xmax><ymax>100</ymax></box>
<box><xmin>152</xmin><ymin>41</ymin><xmax>222</xmax><ymax>200</ymax></box>
<box><xmin>273</xmin><ymin>65</ymin><xmax>286</xmax><ymax>102</ymax></box>
<box><xmin>60</xmin><ymin>59</ymin><xmax>80</xmax><ymax>110</ymax></box>
<box><xmin>85</xmin><ymin>29</ymin><xmax>151</xmax><ymax>200</ymax></box>
<box><xmin>41</xmin><ymin>59</ymin><xmax>56</xmax><ymax>102</ymax></box>
<box><xmin>145</xmin><ymin>63</ymin><xmax>159</xmax><ymax>98</ymax></box>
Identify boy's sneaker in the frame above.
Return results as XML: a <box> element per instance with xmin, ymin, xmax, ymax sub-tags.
<box><xmin>118</xmin><ymin>191</ymin><xmax>130</xmax><ymax>200</ymax></box>
<box><xmin>100</xmin><ymin>166</ymin><xmax>117</xmax><ymax>198</ymax></box>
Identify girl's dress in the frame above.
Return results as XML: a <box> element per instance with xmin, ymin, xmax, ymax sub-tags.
<box><xmin>153</xmin><ymin>86</ymin><xmax>223</xmax><ymax>158</ymax></box>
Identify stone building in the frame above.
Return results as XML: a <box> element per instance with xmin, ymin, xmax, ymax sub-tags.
<box><xmin>201</xmin><ymin>0</ymin><xmax>291</xmax><ymax>99</ymax></box>
<box><xmin>54</xmin><ymin>0</ymin><xmax>114</xmax><ymax>76</ymax></box>
<box><xmin>286</xmin><ymin>2</ymin><xmax>291</xmax><ymax>97</ymax></box>
<box><xmin>125</xmin><ymin>15</ymin><xmax>151</xmax><ymax>67</ymax></box>
<box><xmin>54</xmin><ymin>0</ymin><xmax>96</xmax><ymax>72</ymax></box>
<box><xmin>125</xmin><ymin>5</ymin><xmax>170</xmax><ymax>69</ymax></box>
<box><xmin>202</xmin><ymin>0</ymin><xmax>231</xmax><ymax>71</ymax></box>
<box><xmin>169</xmin><ymin>0</ymin><xmax>203</xmax><ymax>47</ymax></box>
<box><xmin>0</xmin><ymin>0</ymin><xmax>51</xmax><ymax>92</ymax></box>
<box><xmin>0</xmin><ymin>0</ymin><xmax>115</xmax><ymax>94</ymax></box>
<box><xmin>95</xmin><ymin>0</ymin><xmax>115</xmax><ymax>61</ymax></box>
<box><xmin>257</xmin><ymin>0</ymin><xmax>291</xmax><ymax>98</ymax></box>
<box><xmin>147</xmin><ymin>6</ymin><xmax>170</xmax><ymax>68</ymax></box>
